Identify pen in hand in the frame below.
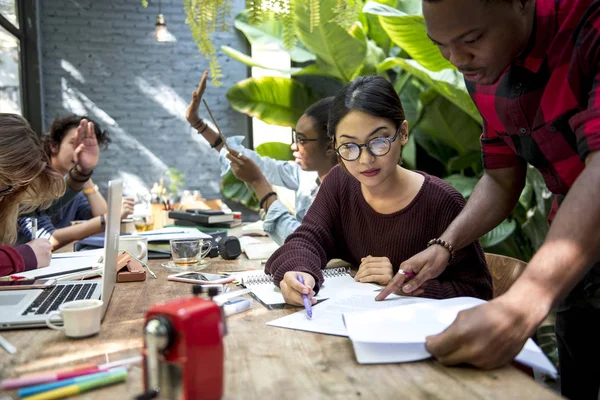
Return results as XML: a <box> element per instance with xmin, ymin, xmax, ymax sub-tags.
<box><xmin>296</xmin><ymin>275</ymin><xmax>313</xmax><ymax>319</ymax></box>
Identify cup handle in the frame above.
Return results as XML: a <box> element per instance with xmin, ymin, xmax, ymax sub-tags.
<box><xmin>137</xmin><ymin>242</ymin><xmax>148</xmax><ymax>261</ymax></box>
<box><xmin>201</xmin><ymin>241</ymin><xmax>212</xmax><ymax>258</ymax></box>
<box><xmin>46</xmin><ymin>311</ymin><xmax>65</xmax><ymax>331</ymax></box>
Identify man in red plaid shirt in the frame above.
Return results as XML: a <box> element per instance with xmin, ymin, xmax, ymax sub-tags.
<box><xmin>378</xmin><ymin>0</ymin><xmax>600</xmax><ymax>397</ymax></box>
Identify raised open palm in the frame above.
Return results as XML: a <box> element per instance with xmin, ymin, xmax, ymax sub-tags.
<box><xmin>74</xmin><ymin>119</ymin><xmax>99</xmax><ymax>172</ymax></box>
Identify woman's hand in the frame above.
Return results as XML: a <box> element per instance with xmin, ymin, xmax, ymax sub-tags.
<box><xmin>226</xmin><ymin>150</ymin><xmax>266</xmax><ymax>186</ymax></box>
<box><xmin>26</xmin><ymin>239</ymin><xmax>52</xmax><ymax>268</ymax></box>
<box><xmin>120</xmin><ymin>197</ymin><xmax>135</xmax><ymax>219</ymax></box>
<box><xmin>74</xmin><ymin>119</ymin><xmax>99</xmax><ymax>174</ymax></box>
<box><xmin>355</xmin><ymin>256</ymin><xmax>393</xmax><ymax>285</ymax></box>
<box><xmin>186</xmin><ymin>71</ymin><xmax>208</xmax><ymax>129</ymax></box>
<box><xmin>280</xmin><ymin>271</ymin><xmax>317</xmax><ymax>306</ymax></box>
<box><xmin>376</xmin><ymin>245</ymin><xmax>449</xmax><ymax>300</ymax></box>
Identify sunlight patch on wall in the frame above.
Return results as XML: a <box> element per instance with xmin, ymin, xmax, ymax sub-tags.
<box><xmin>135</xmin><ymin>76</ymin><xmax>187</xmax><ymax>121</ymax></box>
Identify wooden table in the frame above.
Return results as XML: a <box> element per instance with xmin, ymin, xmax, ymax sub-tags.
<box><xmin>0</xmin><ymin>257</ymin><xmax>562</xmax><ymax>399</ymax></box>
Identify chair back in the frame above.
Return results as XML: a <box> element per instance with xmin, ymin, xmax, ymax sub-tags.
<box><xmin>484</xmin><ymin>253</ymin><xmax>527</xmax><ymax>298</ymax></box>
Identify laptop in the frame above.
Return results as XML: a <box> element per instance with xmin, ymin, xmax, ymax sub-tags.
<box><xmin>0</xmin><ymin>179</ymin><xmax>123</xmax><ymax>329</ymax></box>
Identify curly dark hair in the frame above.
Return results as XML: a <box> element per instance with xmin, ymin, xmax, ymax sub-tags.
<box><xmin>44</xmin><ymin>115</ymin><xmax>111</xmax><ymax>156</ymax></box>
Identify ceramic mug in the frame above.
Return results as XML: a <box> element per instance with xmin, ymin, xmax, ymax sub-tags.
<box><xmin>119</xmin><ymin>235</ymin><xmax>148</xmax><ymax>263</ymax></box>
<box><xmin>46</xmin><ymin>299</ymin><xmax>103</xmax><ymax>338</ymax></box>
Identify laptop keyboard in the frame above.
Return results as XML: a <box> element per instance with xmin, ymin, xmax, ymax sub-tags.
<box><xmin>21</xmin><ymin>283</ymin><xmax>98</xmax><ymax>316</ymax></box>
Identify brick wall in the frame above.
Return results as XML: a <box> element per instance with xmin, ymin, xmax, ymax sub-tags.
<box><xmin>39</xmin><ymin>0</ymin><xmax>250</xmax><ymax>200</ymax></box>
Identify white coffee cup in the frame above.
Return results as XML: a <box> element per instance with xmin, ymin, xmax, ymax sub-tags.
<box><xmin>119</xmin><ymin>235</ymin><xmax>148</xmax><ymax>263</ymax></box>
<box><xmin>46</xmin><ymin>299</ymin><xmax>103</xmax><ymax>338</ymax></box>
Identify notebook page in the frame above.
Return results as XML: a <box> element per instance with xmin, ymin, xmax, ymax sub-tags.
<box><xmin>266</xmin><ymin>293</ymin><xmax>434</xmax><ymax>336</ymax></box>
<box><xmin>236</xmin><ymin>269</ymin><xmax>381</xmax><ymax>306</ymax></box>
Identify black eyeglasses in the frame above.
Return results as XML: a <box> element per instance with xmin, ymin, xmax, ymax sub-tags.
<box><xmin>0</xmin><ymin>185</ymin><xmax>15</xmax><ymax>197</ymax></box>
<box><xmin>335</xmin><ymin>127</ymin><xmax>400</xmax><ymax>161</ymax></box>
<box><xmin>292</xmin><ymin>129</ymin><xmax>319</xmax><ymax>146</ymax></box>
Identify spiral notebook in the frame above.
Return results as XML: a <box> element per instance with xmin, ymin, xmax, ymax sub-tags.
<box><xmin>236</xmin><ymin>267</ymin><xmax>380</xmax><ymax>306</ymax></box>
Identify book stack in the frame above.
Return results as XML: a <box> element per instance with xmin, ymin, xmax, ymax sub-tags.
<box><xmin>168</xmin><ymin>210</ymin><xmax>242</xmax><ymax>230</ymax></box>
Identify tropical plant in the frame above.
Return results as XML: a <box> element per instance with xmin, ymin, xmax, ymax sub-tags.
<box><xmin>221</xmin><ymin>0</ymin><xmax>551</xmax><ymax>262</ymax></box>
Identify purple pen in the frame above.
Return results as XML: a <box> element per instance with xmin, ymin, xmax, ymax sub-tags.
<box><xmin>296</xmin><ymin>275</ymin><xmax>312</xmax><ymax>319</ymax></box>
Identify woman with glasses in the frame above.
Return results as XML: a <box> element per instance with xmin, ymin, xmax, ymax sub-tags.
<box><xmin>265</xmin><ymin>76</ymin><xmax>492</xmax><ymax>306</ymax></box>
<box><xmin>186</xmin><ymin>72</ymin><xmax>338</xmax><ymax>245</ymax></box>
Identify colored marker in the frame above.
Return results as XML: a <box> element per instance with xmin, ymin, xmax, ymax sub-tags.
<box><xmin>2</xmin><ymin>356</ymin><xmax>141</xmax><ymax>390</ymax></box>
<box><xmin>21</xmin><ymin>369</ymin><xmax>127</xmax><ymax>400</ymax></box>
<box><xmin>19</xmin><ymin>368</ymin><xmax>126</xmax><ymax>397</ymax></box>
<box><xmin>297</xmin><ymin>275</ymin><xmax>313</xmax><ymax>319</ymax></box>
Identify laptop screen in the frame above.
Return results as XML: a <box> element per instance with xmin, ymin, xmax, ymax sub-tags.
<box><xmin>100</xmin><ymin>179</ymin><xmax>122</xmax><ymax>319</ymax></box>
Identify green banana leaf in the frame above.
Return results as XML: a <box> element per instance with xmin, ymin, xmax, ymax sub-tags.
<box><xmin>378</xmin><ymin>58</ymin><xmax>481</xmax><ymax>123</ymax></box>
<box><xmin>294</xmin><ymin>0</ymin><xmax>367</xmax><ymax>82</ymax></box>
<box><xmin>221</xmin><ymin>171</ymin><xmax>260</xmax><ymax>211</ymax></box>
<box><xmin>527</xmin><ymin>166</ymin><xmax>553</xmax><ymax>218</ymax></box>
<box><xmin>443</xmin><ymin>174</ymin><xmax>479</xmax><ymax>199</ymax></box>
<box><xmin>417</xmin><ymin>92</ymin><xmax>482</xmax><ymax>156</ymax></box>
<box><xmin>521</xmin><ymin>206</ymin><xmax>550</xmax><ymax>251</ymax></box>
<box><xmin>480</xmin><ymin>219</ymin><xmax>517</xmax><ymax>248</ymax></box>
<box><xmin>292</xmin><ymin>64</ymin><xmax>342</xmax><ymax>80</ymax></box>
<box><xmin>447</xmin><ymin>151</ymin><xmax>482</xmax><ymax>174</ymax></box>
<box><xmin>414</xmin><ymin>129</ymin><xmax>457</xmax><ymax>168</ymax></box>
<box><xmin>363</xmin><ymin>2</ymin><xmax>453</xmax><ymax>72</ymax></box>
<box><xmin>226</xmin><ymin>77</ymin><xmax>321</xmax><ymax>127</ymax></box>
<box><xmin>221</xmin><ymin>46</ymin><xmax>300</xmax><ymax>75</ymax></box>
<box><xmin>234</xmin><ymin>11</ymin><xmax>316</xmax><ymax>63</ymax></box>
<box><xmin>256</xmin><ymin>142</ymin><xmax>293</xmax><ymax>160</ymax></box>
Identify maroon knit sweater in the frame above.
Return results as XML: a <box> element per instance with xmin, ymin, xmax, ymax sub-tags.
<box><xmin>265</xmin><ymin>166</ymin><xmax>492</xmax><ymax>300</ymax></box>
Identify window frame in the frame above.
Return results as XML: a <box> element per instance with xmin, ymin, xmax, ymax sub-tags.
<box><xmin>0</xmin><ymin>0</ymin><xmax>42</xmax><ymax>133</ymax></box>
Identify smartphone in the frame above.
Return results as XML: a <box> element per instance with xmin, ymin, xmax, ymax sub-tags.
<box><xmin>167</xmin><ymin>272</ymin><xmax>235</xmax><ymax>285</ymax></box>
<box><xmin>0</xmin><ymin>279</ymin><xmax>56</xmax><ymax>291</ymax></box>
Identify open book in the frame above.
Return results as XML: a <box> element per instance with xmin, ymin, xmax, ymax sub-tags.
<box><xmin>342</xmin><ymin>296</ymin><xmax>557</xmax><ymax>377</ymax></box>
<box><xmin>235</xmin><ymin>267</ymin><xmax>380</xmax><ymax>306</ymax></box>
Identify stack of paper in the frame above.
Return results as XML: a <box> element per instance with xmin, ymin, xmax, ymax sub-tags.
<box><xmin>341</xmin><ymin>297</ymin><xmax>558</xmax><ymax>377</ymax></box>
<box><xmin>138</xmin><ymin>227</ymin><xmax>211</xmax><ymax>242</ymax></box>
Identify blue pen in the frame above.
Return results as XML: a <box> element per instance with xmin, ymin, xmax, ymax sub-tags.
<box><xmin>296</xmin><ymin>275</ymin><xmax>313</xmax><ymax>319</ymax></box>
<box><xmin>18</xmin><ymin>368</ymin><xmax>126</xmax><ymax>397</ymax></box>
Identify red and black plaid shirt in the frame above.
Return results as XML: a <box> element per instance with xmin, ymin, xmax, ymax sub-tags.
<box><xmin>467</xmin><ymin>0</ymin><xmax>600</xmax><ymax>211</ymax></box>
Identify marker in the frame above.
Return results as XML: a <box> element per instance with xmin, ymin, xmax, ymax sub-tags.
<box><xmin>18</xmin><ymin>368</ymin><xmax>126</xmax><ymax>397</ymax></box>
<box><xmin>20</xmin><ymin>369</ymin><xmax>127</xmax><ymax>400</ymax></box>
<box><xmin>2</xmin><ymin>356</ymin><xmax>141</xmax><ymax>390</ymax></box>
<box><xmin>296</xmin><ymin>275</ymin><xmax>312</xmax><ymax>319</ymax></box>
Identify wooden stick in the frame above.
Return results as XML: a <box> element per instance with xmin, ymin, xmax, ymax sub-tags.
<box><xmin>202</xmin><ymin>99</ymin><xmax>230</xmax><ymax>151</ymax></box>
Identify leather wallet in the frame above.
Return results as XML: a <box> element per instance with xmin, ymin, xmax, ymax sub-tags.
<box><xmin>116</xmin><ymin>252</ymin><xmax>146</xmax><ymax>283</ymax></box>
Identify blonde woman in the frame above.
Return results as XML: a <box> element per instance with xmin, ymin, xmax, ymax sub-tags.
<box><xmin>0</xmin><ymin>113</ymin><xmax>99</xmax><ymax>276</ymax></box>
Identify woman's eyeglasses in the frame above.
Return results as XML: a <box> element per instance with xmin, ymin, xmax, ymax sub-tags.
<box><xmin>0</xmin><ymin>185</ymin><xmax>15</xmax><ymax>197</ymax></box>
<box><xmin>292</xmin><ymin>130</ymin><xmax>319</xmax><ymax>146</ymax></box>
<box><xmin>335</xmin><ymin>127</ymin><xmax>400</xmax><ymax>161</ymax></box>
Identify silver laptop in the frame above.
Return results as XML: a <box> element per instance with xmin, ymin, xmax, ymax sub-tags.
<box><xmin>0</xmin><ymin>179</ymin><xmax>123</xmax><ymax>329</ymax></box>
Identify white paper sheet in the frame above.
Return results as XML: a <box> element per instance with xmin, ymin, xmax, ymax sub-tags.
<box><xmin>138</xmin><ymin>227</ymin><xmax>211</xmax><ymax>242</ymax></box>
<box><xmin>342</xmin><ymin>297</ymin><xmax>557</xmax><ymax>377</ymax></box>
<box><xmin>267</xmin><ymin>293</ymin><xmax>433</xmax><ymax>336</ymax></box>
<box><xmin>13</xmin><ymin>254</ymin><xmax>102</xmax><ymax>279</ymax></box>
<box><xmin>243</xmin><ymin>242</ymin><xmax>280</xmax><ymax>260</ymax></box>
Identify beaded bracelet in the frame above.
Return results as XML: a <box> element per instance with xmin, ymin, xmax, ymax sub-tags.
<box><xmin>259</xmin><ymin>191</ymin><xmax>277</xmax><ymax>210</ymax></box>
<box><xmin>427</xmin><ymin>238</ymin><xmax>456</xmax><ymax>263</ymax></box>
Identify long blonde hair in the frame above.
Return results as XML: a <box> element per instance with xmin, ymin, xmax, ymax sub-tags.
<box><xmin>0</xmin><ymin>114</ymin><xmax>66</xmax><ymax>245</ymax></box>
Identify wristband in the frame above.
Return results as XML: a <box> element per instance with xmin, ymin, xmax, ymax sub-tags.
<box><xmin>259</xmin><ymin>191</ymin><xmax>277</xmax><ymax>210</ymax></box>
